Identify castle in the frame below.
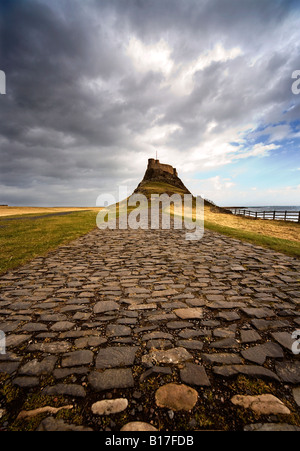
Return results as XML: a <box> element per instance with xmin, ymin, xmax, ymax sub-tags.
<box><xmin>147</xmin><ymin>159</ymin><xmax>178</xmax><ymax>177</ymax></box>
<box><xmin>134</xmin><ymin>157</ymin><xmax>191</xmax><ymax>195</ymax></box>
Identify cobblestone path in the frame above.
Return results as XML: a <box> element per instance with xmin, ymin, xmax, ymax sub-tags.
<box><xmin>0</xmin><ymin>224</ymin><xmax>300</xmax><ymax>431</ymax></box>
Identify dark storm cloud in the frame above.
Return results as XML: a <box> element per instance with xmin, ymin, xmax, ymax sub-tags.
<box><xmin>0</xmin><ymin>0</ymin><xmax>299</xmax><ymax>205</ymax></box>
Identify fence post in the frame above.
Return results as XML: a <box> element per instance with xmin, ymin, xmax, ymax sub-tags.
<box><xmin>298</xmin><ymin>212</ymin><xmax>300</xmax><ymax>223</ymax></box>
<box><xmin>273</xmin><ymin>211</ymin><xmax>276</xmax><ymax>220</ymax></box>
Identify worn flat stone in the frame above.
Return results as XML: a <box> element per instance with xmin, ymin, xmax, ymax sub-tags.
<box><xmin>241</xmin><ymin>308</ymin><xmax>276</xmax><ymax>319</ymax></box>
<box><xmin>271</xmin><ymin>332</ymin><xmax>294</xmax><ymax>353</ymax></box>
<box><xmin>75</xmin><ymin>336</ymin><xmax>107</xmax><ymax>349</ymax></box>
<box><xmin>142</xmin><ymin>347</ymin><xmax>193</xmax><ymax>367</ymax></box>
<box><xmin>146</xmin><ymin>339</ymin><xmax>173</xmax><ymax>350</ymax></box>
<box><xmin>173</xmin><ymin>308</ymin><xmax>203</xmax><ymax>320</ymax></box>
<box><xmin>152</xmin><ymin>289</ymin><xmax>178</xmax><ymax>297</ymax></box>
<box><xmin>178</xmin><ymin>329</ymin><xmax>211</xmax><ymax>339</ymax></box>
<box><xmin>251</xmin><ymin>319</ymin><xmax>289</xmax><ymax>331</ymax></box>
<box><xmin>213</xmin><ymin>327</ymin><xmax>236</xmax><ymax>339</ymax></box>
<box><xmin>121</xmin><ymin>422</ymin><xmax>158</xmax><ymax>432</ymax></box>
<box><xmin>210</xmin><ymin>338</ymin><xmax>240</xmax><ymax>349</ymax></box>
<box><xmin>166</xmin><ymin>321</ymin><xmax>191</xmax><ymax>329</ymax></box>
<box><xmin>19</xmin><ymin>356</ymin><xmax>57</xmax><ymax>376</ymax></box>
<box><xmin>106</xmin><ymin>324</ymin><xmax>131</xmax><ymax>337</ymax></box>
<box><xmin>0</xmin><ymin>362</ymin><xmax>20</xmax><ymax>374</ymax></box>
<box><xmin>91</xmin><ymin>398</ymin><xmax>128</xmax><ymax>415</ymax></box>
<box><xmin>61</xmin><ymin>350</ymin><xmax>94</xmax><ymax>368</ymax></box>
<box><xmin>96</xmin><ymin>347</ymin><xmax>137</xmax><ymax>369</ymax></box>
<box><xmin>176</xmin><ymin>339</ymin><xmax>203</xmax><ymax>350</ymax></box>
<box><xmin>143</xmin><ymin>331</ymin><xmax>174</xmax><ymax>341</ymax></box>
<box><xmin>202</xmin><ymin>353</ymin><xmax>243</xmax><ymax>365</ymax></box>
<box><xmin>241</xmin><ymin>342</ymin><xmax>284</xmax><ymax>365</ymax></box>
<box><xmin>6</xmin><ymin>335</ymin><xmax>31</xmax><ymax>348</ymax></box>
<box><xmin>180</xmin><ymin>363</ymin><xmax>211</xmax><ymax>386</ymax></box>
<box><xmin>275</xmin><ymin>361</ymin><xmax>300</xmax><ymax>384</ymax></box>
<box><xmin>231</xmin><ymin>394</ymin><xmax>290</xmax><ymax>415</ymax></box>
<box><xmin>218</xmin><ymin>312</ymin><xmax>240</xmax><ymax>322</ymax></box>
<box><xmin>94</xmin><ymin>301</ymin><xmax>119</xmax><ymax>314</ymax></box>
<box><xmin>213</xmin><ymin>365</ymin><xmax>280</xmax><ymax>381</ymax></box>
<box><xmin>50</xmin><ymin>321</ymin><xmax>75</xmax><ymax>332</ymax></box>
<box><xmin>44</xmin><ymin>384</ymin><xmax>86</xmax><ymax>398</ymax></box>
<box><xmin>27</xmin><ymin>341</ymin><xmax>71</xmax><ymax>354</ymax></box>
<box><xmin>88</xmin><ymin>369</ymin><xmax>135</xmax><ymax>391</ymax></box>
<box><xmin>128</xmin><ymin>303</ymin><xmax>157</xmax><ymax>310</ymax></box>
<box><xmin>21</xmin><ymin>323</ymin><xmax>48</xmax><ymax>332</ymax></box>
<box><xmin>155</xmin><ymin>383</ymin><xmax>198</xmax><ymax>411</ymax></box>
<box><xmin>240</xmin><ymin>329</ymin><xmax>261</xmax><ymax>343</ymax></box>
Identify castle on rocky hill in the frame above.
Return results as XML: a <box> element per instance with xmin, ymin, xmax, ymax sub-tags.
<box><xmin>134</xmin><ymin>158</ymin><xmax>191</xmax><ymax>195</ymax></box>
<box><xmin>147</xmin><ymin>158</ymin><xmax>178</xmax><ymax>177</ymax></box>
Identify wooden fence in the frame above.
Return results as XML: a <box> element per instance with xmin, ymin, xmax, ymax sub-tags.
<box><xmin>230</xmin><ymin>208</ymin><xmax>300</xmax><ymax>223</ymax></box>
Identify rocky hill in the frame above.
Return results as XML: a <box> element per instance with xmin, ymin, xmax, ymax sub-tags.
<box><xmin>134</xmin><ymin>158</ymin><xmax>191</xmax><ymax>197</ymax></box>
<box><xmin>134</xmin><ymin>158</ymin><xmax>223</xmax><ymax>210</ymax></box>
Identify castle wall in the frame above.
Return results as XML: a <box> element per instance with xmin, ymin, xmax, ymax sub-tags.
<box><xmin>148</xmin><ymin>159</ymin><xmax>177</xmax><ymax>176</ymax></box>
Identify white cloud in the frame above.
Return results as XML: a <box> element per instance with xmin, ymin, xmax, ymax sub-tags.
<box><xmin>126</xmin><ymin>38</ymin><xmax>242</xmax><ymax>96</ymax></box>
<box><xmin>166</xmin><ymin>126</ymin><xmax>278</xmax><ymax>173</ymax></box>
<box><xmin>235</xmin><ymin>143</ymin><xmax>280</xmax><ymax>159</ymax></box>
<box><xmin>254</xmin><ymin>124</ymin><xmax>293</xmax><ymax>143</ymax></box>
<box><xmin>169</xmin><ymin>43</ymin><xmax>242</xmax><ymax>95</ymax></box>
<box><xmin>205</xmin><ymin>176</ymin><xmax>236</xmax><ymax>191</ymax></box>
<box><xmin>126</xmin><ymin>37</ymin><xmax>174</xmax><ymax>77</ymax></box>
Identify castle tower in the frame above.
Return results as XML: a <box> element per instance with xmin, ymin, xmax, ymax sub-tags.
<box><xmin>147</xmin><ymin>158</ymin><xmax>178</xmax><ymax>177</ymax></box>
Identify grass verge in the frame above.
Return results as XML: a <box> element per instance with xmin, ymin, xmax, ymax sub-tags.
<box><xmin>204</xmin><ymin>219</ymin><xmax>300</xmax><ymax>258</ymax></box>
<box><xmin>0</xmin><ymin>211</ymin><xmax>98</xmax><ymax>275</ymax></box>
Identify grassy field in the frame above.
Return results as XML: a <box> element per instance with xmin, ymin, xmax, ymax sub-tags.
<box><xmin>0</xmin><ymin>210</ymin><xmax>98</xmax><ymax>275</ymax></box>
<box><xmin>0</xmin><ymin>206</ymin><xmax>99</xmax><ymax>217</ymax></box>
<box><xmin>204</xmin><ymin>216</ymin><xmax>300</xmax><ymax>258</ymax></box>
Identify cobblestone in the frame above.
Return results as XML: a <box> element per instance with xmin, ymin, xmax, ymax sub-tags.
<box><xmin>0</xmin><ymin>222</ymin><xmax>299</xmax><ymax>431</ymax></box>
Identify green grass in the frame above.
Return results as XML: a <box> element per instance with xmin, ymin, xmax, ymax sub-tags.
<box><xmin>205</xmin><ymin>219</ymin><xmax>300</xmax><ymax>258</ymax></box>
<box><xmin>0</xmin><ymin>211</ymin><xmax>98</xmax><ymax>275</ymax></box>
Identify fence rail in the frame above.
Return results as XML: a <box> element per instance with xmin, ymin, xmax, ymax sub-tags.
<box><xmin>229</xmin><ymin>208</ymin><xmax>300</xmax><ymax>223</ymax></box>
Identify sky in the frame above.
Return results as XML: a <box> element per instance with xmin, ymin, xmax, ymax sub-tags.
<box><xmin>0</xmin><ymin>0</ymin><xmax>300</xmax><ymax>207</ymax></box>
